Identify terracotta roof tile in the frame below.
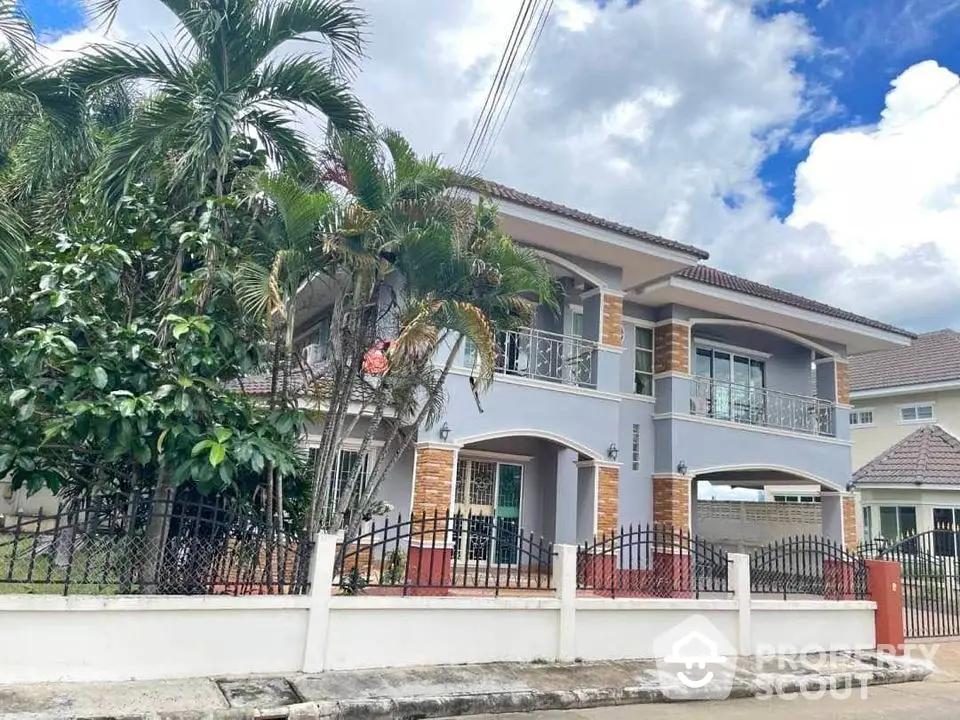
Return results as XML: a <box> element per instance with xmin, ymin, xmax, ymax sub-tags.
<box><xmin>675</xmin><ymin>265</ymin><xmax>916</xmax><ymax>339</ymax></box>
<box><xmin>853</xmin><ymin>424</ymin><xmax>960</xmax><ymax>487</ymax></box>
<box><xmin>850</xmin><ymin>329</ymin><xmax>960</xmax><ymax>392</ymax></box>
<box><xmin>478</xmin><ymin>180</ymin><xmax>710</xmax><ymax>260</ymax></box>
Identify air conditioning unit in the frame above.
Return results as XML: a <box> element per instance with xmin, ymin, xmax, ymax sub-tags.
<box><xmin>302</xmin><ymin>344</ymin><xmax>326</xmax><ymax>366</ymax></box>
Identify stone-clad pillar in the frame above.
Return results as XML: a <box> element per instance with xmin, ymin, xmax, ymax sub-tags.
<box><xmin>600</xmin><ymin>293</ymin><xmax>623</xmax><ymax>347</ymax></box>
<box><xmin>596</xmin><ymin>464</ymin><xmax>620</xmax><ymax>535</ymax></box>
<box><xmin>652</xmin><ymin>474</ymin><xmax>691</xmax><ymax>529</ymax></box>
<box><xmin>654</xmin><ymin>321</ymin><xmax>690</xmax><ymax>375</ymax></box>
<box><xmin>411</xmin><ymin>444</ymin><xmax>456</xmax><ymax>516</ymax></box>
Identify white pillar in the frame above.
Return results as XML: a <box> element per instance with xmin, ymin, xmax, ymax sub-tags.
<box><xmin>821</xmin><ymin>492</ymin><xmax>844</xmax><ymax>544</ymax></box>
<box><xmin>730</xmin><ymin>553</ymin><xmax>751</xmax><ymax>656</ymax></box>
<box><xmin>554</xmin><ymin>544</ymin><xmax>578</xmax><ymax>662</ymax></box>
<box><xmin>301</xmin><ymin>533</ymin><xmax>338</xmax><ymax>673</ymax></box>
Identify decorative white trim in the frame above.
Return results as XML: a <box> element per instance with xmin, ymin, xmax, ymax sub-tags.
<box><xmin>654</xmin><ymin>279</ymin><xmax>911</xmax><ymax>346</ymax></box>
<box><xmin>598</xmin><ymin>344</ymin><xmax>624</xmax><ymax>354</ymax></box>
<box><xmin>652</xmin><ymin>412</ymin><xmax>852</xmax><ymax>446</ymax></box>
<box><xmin>303</xmin><ymin>436</ymin><xmax>385</xmax><ymax>449</ymax></box>
<box><xmin>447</xmin><ymin>367</ymin><xmax>623</xmax><ymax>402</ymax></box>
<box><xmin>457</xmin><ymin>429</ymin><xmax>603</xmax><ymax>462</ymax></box>
<box><xmin>685</xmin><ymin>462</ymin><xmax>845</xmax><ymax>492</ymax></box>
<box><xmin>622</xmin><ymin>316</ymin><xmax>655</xmax><ymax>327</ymax></box>
<box><xmin>576</xmin><ymin>460</ymin><xmax>598</xmax><ymax>468</ymax></box>
<box><xmin>692</xmin><ymin>338</ymin><xmax>772</xmax><ymax>360</ymax></box>
<box><xmin>414</xmin><ymin>442</ymin><xmax>461</xmax><ymax>451</ymax></box>
<box><xmin>688</xmin><ymin>318</ymin><xmax>840</xmax><ymax>359</ymax></box>
<box><xmin>617</xmin><ymin>392</ymin><xmax>656</xmax><ymax>404</ymax></box>
<box><xmin>471</xmin><ymin>191</ymin><xmax>704</xmax><ymax>266</ymax></box>
<box><xmin>527</xmin><ymin>247</ymin><xmax>608</xmax><ymax>290</ymax></box>
<box><xmin>458</xmin><ymin>449</ymin><xmax>534</xmax><ymax>463</ymax></box>
<box><xmin>653</xmin><ymin>371</ymin><xmax>692</xmax><ymax>380</ymax></box>
<box><xmin>654</xmin><ymin>318</ymin><xmax>691</xmax><ymax>328</ymax></box>
<box><xmin>851</xmin><ymin>379</ymin><xmax>960</xmax><ymax>399</ymax></box>
<box><xmin>855</xmin><ymin>483</ymin><xmax>960</xmax><ymax>491</ymax></box>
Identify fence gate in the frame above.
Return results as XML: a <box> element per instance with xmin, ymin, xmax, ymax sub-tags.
<box><xmin>864</xmin><ymin>531</ymin><xmax>960</xmax><ymax>640</ymax></box>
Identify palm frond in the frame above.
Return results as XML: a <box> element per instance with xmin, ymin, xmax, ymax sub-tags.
<box><xmin>252</xmin><ymin>55</ymin><xmax>368</xmax><ymax>134</ymax></box>
<box><xmin>65</xmin><ymin>41</ymin><xmax>193</xmax><ymax>91</ymax></box>
<box><xmin>252</xmin><ymin>0</ymin><xmax>366</xmax><ymax>77</ymax></box>
<box><xmin>0</xmin><ymin>0</ymin><xmax>36</xmax><ymax>62</ymax></box>
<box><xmin>234</xmin><ymin>261</ymin><xmax>274</xmax><ymax>319</ymax></box>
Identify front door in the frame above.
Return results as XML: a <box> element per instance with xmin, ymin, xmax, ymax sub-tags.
<box><xmin>454</xmin><ymin>459</ymin><xmax>524</xmax><ymax>563</ymax></box>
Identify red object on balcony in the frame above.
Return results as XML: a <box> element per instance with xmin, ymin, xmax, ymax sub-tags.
<box><xmin>363</xmin><ymin>341</ymin><xmax>391</xmax><ymax>375</ymax></box>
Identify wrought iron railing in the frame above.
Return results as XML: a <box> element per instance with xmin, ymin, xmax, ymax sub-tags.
<box><xmin>335</xmin><ymin>511</ymin><xmax>553</xmax><ymax>596</ymax></box>
<box><xmin>0</xmin><ymin>496</ymin><xmax>312</xmax><ymax>596</ymax></box>
<box><xmin>577</xmin><ymin>524</ymin><xmax>730</xmax><ymax>598</ymax></box>
<box><xmin>690</xmin><ymin>377</ymin><xmax>836</xmax><ymax>437</ymax></box>
<box><xmin>495</xmin><ymin>327</ymin><xmax>598</xmax><ymax>388</ymax></box>
<box><xmin>750</xmin><ymin>535</ymin><xmax>866</xmax><ymax>599</ymax></box>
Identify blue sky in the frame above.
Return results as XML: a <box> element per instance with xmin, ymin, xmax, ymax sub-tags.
<box><xmin>19</xmin><ymin>0</ymin><xmax>960</xmax><ymax>331</ymax></box>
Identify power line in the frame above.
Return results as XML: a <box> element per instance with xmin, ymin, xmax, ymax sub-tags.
<box><xmin>458</xmin><ymin>0</ymin><xmax>542</xmax><ymax>175</ymax></box>
<box><xmin>474</xmin><ymin>0</ymin><xmax>554</xmax><ymax>174</ymax></box>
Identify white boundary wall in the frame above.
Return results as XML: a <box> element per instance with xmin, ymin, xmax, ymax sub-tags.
<box><xmin>0</xmin><ymin>537</ymin><xmax>877</xmax><ymax>683</ymax></box>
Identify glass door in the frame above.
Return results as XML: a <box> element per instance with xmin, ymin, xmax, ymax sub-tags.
<box><xmin>495</xmin><ymin>464</ymin><xmax>523</xmax><ymax>564</ymax></box>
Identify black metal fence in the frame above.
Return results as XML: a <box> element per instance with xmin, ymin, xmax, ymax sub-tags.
<box><xmin>334</xmin><ymin>511</ymin><xmax>553</xmax><ymax>596</ymax></box>
<box><xmin>860</xmin><ymin>530</ymin><xmax>960</xmax><ymax>639</ymax></box>
<box><xmin>750</xmin><ymin>535</ymin><xmax>867</xmax><ymax>599</ymax></box>
<box><xmin>0</xmin><ymin>496</ymin><xmax>313</xmax><ymax>596</ymax></box>
<box><xmin>576</xmin><ymin>525</ymin><xmax>730</xmax><ymax>598</ymax></box>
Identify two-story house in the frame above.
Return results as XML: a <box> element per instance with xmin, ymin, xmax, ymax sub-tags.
<box><xmin>850</xmin><ymin>330</ymin><xmax>960</xmax><ymax>540</ymax></box>
<box><xmin>284</xmin><ymin>182</ymin><xmax>915</xmax><ymax>552</ymax></box>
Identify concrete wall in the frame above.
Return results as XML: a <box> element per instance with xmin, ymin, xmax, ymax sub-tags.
<box><xmin>851</xmin><ymin>388</ymin><xmax>959</xmax><ymax>470</ymax></box>
<box><xmin>695</xmin><ymin>500</ymin><xmax>821</xmax><ymax>553</ymax></box>
<box><xmin>0</xmin><ymin>541</ymin><xmax>877</xmax><ymax>683</ymax></box>
<box><xmin>0</xmin><ymin>483</ymin><xmax>59</xmax><ymax>524</ymax></box>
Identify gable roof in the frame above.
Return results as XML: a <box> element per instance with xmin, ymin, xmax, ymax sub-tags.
<box><xmin>853</xmin><ymin>424</ymin><xmax>960</xmax><ymax>487</ymax></box>
<box><xmin>850</xmin><ymin>329</ymin><xmax>960</xmax><ymax>392</ymax></box>
<box><xmin>477</xmin><ymin>180</ymin><xmax>710</xmax><ymax>260</ymax></box>
<box><xmin>674</xmin><ymin>265</ymin><xmax>916</xmax><ymax>339</ymax></box>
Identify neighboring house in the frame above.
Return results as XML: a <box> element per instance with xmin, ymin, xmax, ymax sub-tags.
<box><xmin>250</xmin><ymin>181</ymin><xmax>915</xmax><ymax>551</ymax></box>
<box><xmin>849</xmin><ymin>330</ymin><xmax>960</xmax><ymax>540</ymax></box>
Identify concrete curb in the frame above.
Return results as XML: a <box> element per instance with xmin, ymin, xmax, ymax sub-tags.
<box><xmin>82</xmin><ymin>657</ymin><xmax>933</xmax><ymax>720</ymax></box>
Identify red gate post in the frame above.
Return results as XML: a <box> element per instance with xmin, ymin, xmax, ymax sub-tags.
<box><xmin>867</xmin><ymin>559</ymin><xmax>905</xmax><ymax>655</ymax></box>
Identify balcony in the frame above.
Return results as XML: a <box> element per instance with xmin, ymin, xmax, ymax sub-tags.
<box><xmin>689</xmin><ymin>377</ymin><xmax>836</xmax><ymax>438</ymax></box>
<box><xmin>493</xmin><ymin>327</ymin><xmax>598</xmax><ymax>389</ymax></box>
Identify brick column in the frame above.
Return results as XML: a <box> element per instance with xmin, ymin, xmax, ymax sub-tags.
<box><xmin>835</xmin><ymin>360</ymin><xmax>850</xmax><ymax>405</ymax></box>
<box><xmin>600</xmin><ymin>293</ymin><xmax>623</xmax><ymax>347</ymax></box>
<box><xmin>597</xmin><ymin>464</ymin><xmax>620</xmax><ymax>535</ymax></box>
<box><xmin>652</xmin><ymin>474</ymin><xmax>690</xmax><ymax>529</ymax></box>
<box><xmin>867</xmin><ymin>559</ymin><xmax>905</xmax><ymax>655</ymax></box>
<box><xmin>654</xmin><ymin>321</ymin><xmax>690</xmax><ymax>374</ymax></box>
<box><xmin>411</xmin><ymin>444</ymin><xmax>456</xmax><ymax>516</ymax></box>
<box><xmin>842</xmin><ymin>493</ymin><xmax>858</xmax><ymax>550</ymax></box>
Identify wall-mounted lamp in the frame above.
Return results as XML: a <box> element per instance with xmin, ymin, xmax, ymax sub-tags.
<box><xmin>607</xmin><ymin>443</ymin><xmax>619</xmax><ymax>461</ymax></box>
<box><xmin>676</xmin><ymin>460</ymin><xmax>688</xmax><ymax>476</ymax></box>
<box><xmin>439</xmin><ymin>422</ymin><xmax>451</xmax><ymax>442</ymax></box>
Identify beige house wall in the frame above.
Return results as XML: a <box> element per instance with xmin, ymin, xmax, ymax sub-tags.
<box><xmin>851</xmin><ymin>387</ymin><xmax>960</xmax><ymax>470</ymax></box>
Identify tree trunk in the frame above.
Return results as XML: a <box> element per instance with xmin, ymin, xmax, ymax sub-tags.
<box><xmin>140</xmin><ymin>469</ymin><xmax>174</xmax><ymax>594</ymax></box>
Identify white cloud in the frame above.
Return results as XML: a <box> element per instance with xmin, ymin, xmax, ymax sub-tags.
<box><xmin>788</xmin><ymin>60</ymin><xmax>960</xmax><ymax>266</ymax></box>
<box><xmin>42</xmin><ymin>0</ymin><xmax>960</xmax><ymax>331</ymax></box>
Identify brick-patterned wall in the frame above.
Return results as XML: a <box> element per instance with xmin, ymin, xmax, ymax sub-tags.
<box><xmin>597</xmin><ymin>465</ymin><xmax>620</xmax><ymax>534</ymax></box>
<box><xmin>412</xmin><ymin>446</ymin><xmax>455</xmax><ymax>516</ymax></box>
<box><xmin>842</xmin><ymin>494</ymin><xmax>858</xmax><ymax>550</ymax></box>
<box><xmin>653</xmin><ymin>322</ymin><xmax>690</xmax><ymax>374</ymax></box>
<box><xmin>836</xmin><ymin>361</ymin><xmax>850</xmax><ymax>405</ymax></box>
<box><xmin>652</xmin><ymin>475</ymin><xmax>690</xmax><ymax>528</ymax></box>
<box><xmin>601</xmin><ymin>294</ymin><xmax>623</xmax><ymax>347</ymax></box>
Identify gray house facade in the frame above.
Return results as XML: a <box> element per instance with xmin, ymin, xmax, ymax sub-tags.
<box><xmin>293</xmin><ymin>182</ymin><xmax>914</xmax><ymax>550</ymax></box>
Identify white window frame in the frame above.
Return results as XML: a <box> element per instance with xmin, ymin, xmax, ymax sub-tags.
<box><xmin>897</xmin><ymin>402</ymin><xmax>936</xmax><ymax>425</ymax></box>
<box><xmin>849</xmin><ymin>408</ymin><xmax>875</xmax><ymax>428</ymax></box>
<box><xmin>633</xmin><ymin>324</ymin><xmax>655</xmax><ymax>397</ymax></box>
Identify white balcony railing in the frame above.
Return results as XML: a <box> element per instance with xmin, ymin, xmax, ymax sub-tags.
<box><xmin>690</xmin><ymin>377</ymin><xmax>836</xmax><ymax>437</ymax></box>
<box><xmin>495</xmin><ymin>327</ymin><xmax>598</xmax><ymax>388</ymax></box>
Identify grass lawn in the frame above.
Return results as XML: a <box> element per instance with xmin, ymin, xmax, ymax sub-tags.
<box><xmin>0</xmin><ymin>534</ymin><xmax>123</xmax><ymax>595</ymax></box>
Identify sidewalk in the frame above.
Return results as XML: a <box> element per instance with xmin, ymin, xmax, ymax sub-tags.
<box><xmin>0</xmin><ymin>652</ymin><xmax>933</xmax><ymax>720</ymax></box>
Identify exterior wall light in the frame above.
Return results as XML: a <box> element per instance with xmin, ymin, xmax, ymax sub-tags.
<box><xmin>607</xmin><ymin>443</ymin><xmax>619</xmax><ymax>461</ymax></box>
<box><xmin>677</xmin><ymin>460</ymin><xmax>688</xmax><ymax>475</ymax></box>
<box><xmin>439</xmin><ymin>422</ymin><xmax>451</xmax><ymax>442</ymax></box>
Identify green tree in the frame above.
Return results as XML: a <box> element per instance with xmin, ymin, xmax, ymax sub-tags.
<box><xmin>279</xmin><ymin>129</ymin><xmax>556</xmax><ymax>535</ymax></box>
<box><xmin>69</xmin><ymin>0</ymin><xmax>369</xmax><ymax>208</ymax></box>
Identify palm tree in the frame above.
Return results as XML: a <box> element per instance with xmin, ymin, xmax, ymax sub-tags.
<box><xmin>296</xmin><ymin>129</ymin><xmax>556</xmax><ymax>533</ymax></box>
<box><xmin>68</xmin><ymin>0</ymin><xmax>370</xmax><ymax>208</ymax></box>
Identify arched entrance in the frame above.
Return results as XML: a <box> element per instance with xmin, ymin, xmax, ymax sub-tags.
<box><xmin>453</xmin><ymin>433</ymin><xmax>612</xmax><ymax>547</ymax></box>
<box><xmin>691</xmin><ymin>466</ymin><xmax>855</xmax><ymax>551</ymax></box>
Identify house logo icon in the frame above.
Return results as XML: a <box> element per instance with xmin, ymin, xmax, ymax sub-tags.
<box><xmin>653</xmin><ymin>615</ymin><xmax>738</xmax><ymax>700</ymax></box>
